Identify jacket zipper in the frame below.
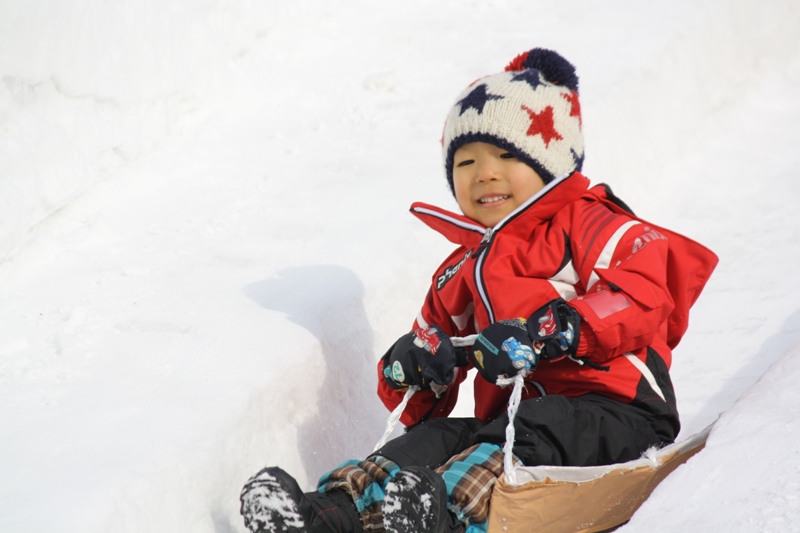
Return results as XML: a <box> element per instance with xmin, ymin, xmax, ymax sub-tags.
<box><xmin>470</xmin><ymin>176</ymin><xmax>568</xmax><ymax>324</ymax></box>
<box><xmin>413</xmin><ymin>172</ymin><xmax>573</xmax><ymax>329</ymax></box>
<box><xmin>474</xmin><ymin>227</ymin><xmax>495</xmax><ymax>324</ymax></box>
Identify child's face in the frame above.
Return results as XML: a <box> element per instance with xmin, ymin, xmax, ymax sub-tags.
<box><xmin>453</xmin><ymin>142</ymin><xmax>546</xmax><ymax>228</ymax></box>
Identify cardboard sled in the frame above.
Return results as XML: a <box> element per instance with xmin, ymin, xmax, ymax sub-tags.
<box><xmin>487</xmin><ymin>423</ymin><xmax>713</xmax><ymax>533</ymax></box>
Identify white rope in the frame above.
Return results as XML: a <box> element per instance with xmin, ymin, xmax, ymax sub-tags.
<box><xmin>495</xmin><ymin>373</ymin><xmax>526</xmax><ymax>481</ymax></box>
<box><xmin>451</xmin><ymin>334</ymin><xmax>478</xmax><ymax>348</ymax></box>
<box><xmin>372</xmin><ymin>335</ymin><xmax>476</xmax><ymax>452</ymax></box>
<box><xmin>373</xmin><ymin>385</ymin><xmax>418</xmax><ymax>452</ymax></box>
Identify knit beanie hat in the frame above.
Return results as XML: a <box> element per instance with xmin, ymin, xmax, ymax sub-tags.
<box><xmin>443</xmin><ymin>48</ymin><xmax>584</xmax><ymax>193</ymax></box>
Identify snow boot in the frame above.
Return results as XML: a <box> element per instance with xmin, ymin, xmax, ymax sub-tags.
<box><xmin>382</xmin><ymin>466</ymin><xmax>464</xmax><ymax>533</ymax></box>
<box><xmin>240</xmin><ymin>466</ymin><xmax>363</xmax><ymax>533</ymax></box>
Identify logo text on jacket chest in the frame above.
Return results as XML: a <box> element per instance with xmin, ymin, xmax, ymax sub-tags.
<box><xmin>436</xmin><ymin>250</ymin><xmax>472</xmax><ymax>291</ymax></box>
<box><xmin>631</xmin><ymin>226</ymin><xmax>667</xmax><ymax>255</ymax></box>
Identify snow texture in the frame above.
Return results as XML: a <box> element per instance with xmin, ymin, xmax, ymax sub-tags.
<box><xmin>1</xmin><ymin>1</ymin><xmax>799</xmax><ymax>532</ymax></box>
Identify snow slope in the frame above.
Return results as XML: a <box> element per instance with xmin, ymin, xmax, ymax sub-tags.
<box><xmin>1</xmin><ymin>1</ymin><xmax>799</xmax><ymax>532</ymax></box>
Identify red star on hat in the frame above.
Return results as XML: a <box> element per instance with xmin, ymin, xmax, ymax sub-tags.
<box><xmin>521</xmin><ymin>105</ymin><xmax>563</xmax><ymax>147</ymax></box>
<box><xmin>561</xmin><ymin>91</ymin><xmax>582</xmax><ymax>127</ymax></box>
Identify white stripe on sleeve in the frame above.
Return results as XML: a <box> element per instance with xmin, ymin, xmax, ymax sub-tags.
<box><xmin>624</xmin><ymin>353</ymin><xmax>666</xmax><ymax>401</ymax></box>
<box><xmin>586</xmin><ymin>220</ymin><xmax>640</xmax><ymax>290</ymax></box>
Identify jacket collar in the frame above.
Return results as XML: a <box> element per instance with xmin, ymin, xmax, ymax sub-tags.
<box><xmin>411</xmin><ymin>172</ymin><xmax>591</xmax><ymax>246</ymax></box>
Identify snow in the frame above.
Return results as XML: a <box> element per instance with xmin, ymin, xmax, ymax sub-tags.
<box><xmin>1</xmin><ymin>1</ymin><xmax>799</xmax><ymax>532</ymax></box>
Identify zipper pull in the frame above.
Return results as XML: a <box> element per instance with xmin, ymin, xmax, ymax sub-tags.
<box><xmin>475</xmin><ymin>227</ymin><xmax>495</xmax><ymax>256</ymax></box>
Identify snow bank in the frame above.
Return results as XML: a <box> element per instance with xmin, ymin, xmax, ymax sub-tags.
<box><xmin>0</xmin><ymin>0</ymin><xmax>289</xmax><ymax>261</ymax></box>
<box><xmin>625</xmin><ymin>341</ymin><xmax>800</xmax><ymax>532</ymax></box>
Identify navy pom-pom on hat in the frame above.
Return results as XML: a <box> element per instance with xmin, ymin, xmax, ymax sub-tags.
<box><xmin>442</xmin><ymin>48</ymin><xmax>584</xmax><ymax>194</ymax></box>
<box><xmin>504</xmin><ymin>48</ymin><xmax>579</xmax><ymax>92</ymax></box>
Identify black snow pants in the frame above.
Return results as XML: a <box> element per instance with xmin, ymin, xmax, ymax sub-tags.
<box><xmin>375</xmin><ymin>393</ymin><xmax>671</xmax><ymax>469</ymax></box>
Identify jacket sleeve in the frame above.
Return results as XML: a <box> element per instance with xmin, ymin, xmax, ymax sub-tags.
<box><xmin>375</xmin><ymin>284</ymin><xmax>469</xmax><ymax>426</ymax></box>
<box><xmin>568</xmin><ymin>215</ymin><xmax>675</xmax><ymax>363</ymax></box>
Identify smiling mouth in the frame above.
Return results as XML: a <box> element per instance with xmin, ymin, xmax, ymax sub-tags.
<box><xmin>478</xmin><ymin>195</ymin><xmax>510</xmax><ymax>204</ymax></box>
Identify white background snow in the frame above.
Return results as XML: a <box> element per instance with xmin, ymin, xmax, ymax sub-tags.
<box><xmin>1</xmin><ymin>1</ymin><xmax>799</xmax><ymax>531</ymax></box>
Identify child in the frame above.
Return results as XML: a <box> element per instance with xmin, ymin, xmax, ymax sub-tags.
<box><xmin>239</xmin><ymin>48</ymin><xmax>717</xmax><ymax>533</ymax></box>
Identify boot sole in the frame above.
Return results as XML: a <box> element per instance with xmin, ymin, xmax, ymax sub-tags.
<box><xmin>383</xmin><ymin>466</ymin><xmax>450</xmax><ymax>533</ymax></box>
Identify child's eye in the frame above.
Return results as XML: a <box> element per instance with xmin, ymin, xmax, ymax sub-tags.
<box><xmin>500</xmin><ymin>153</ymin><xmax>516</xmax><ymax>159</ymax></box>
<box><xmin>456</xmin><ymin>159</ymin><xmax>475</xmax><ymax>167</ymax></box>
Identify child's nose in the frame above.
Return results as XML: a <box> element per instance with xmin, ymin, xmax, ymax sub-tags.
<box><xmin>476</xmin><ymin>159</ymin><xmax>501</xmax><ymax>182</ymax></box>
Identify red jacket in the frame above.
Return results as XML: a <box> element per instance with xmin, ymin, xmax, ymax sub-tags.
<box><xmin>377</xmin><ymin>172</ymin><xmax>718</xmax><ymax>431</ymax></box>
